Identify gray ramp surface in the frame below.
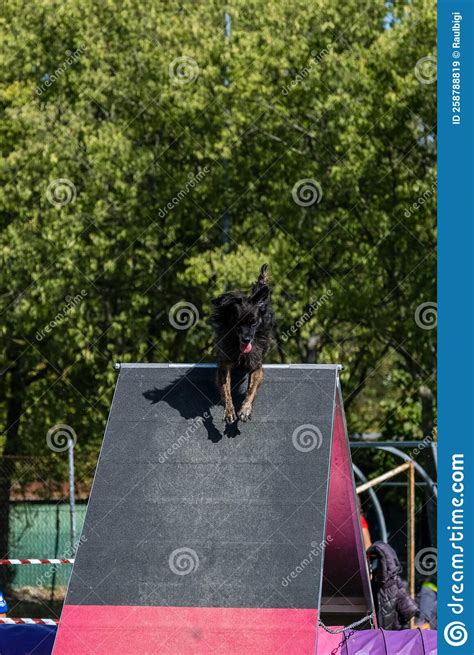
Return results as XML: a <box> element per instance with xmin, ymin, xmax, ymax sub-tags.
<box><xmin>66</xmin><ymin>364</ymin><xmax>338</xmax><ymax>610</ymax></box>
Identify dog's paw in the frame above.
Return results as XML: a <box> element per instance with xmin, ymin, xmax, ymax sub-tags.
<box><xmin>224</xmin><ymin>408</ymin><xmax>237</xmax><ymax>424</ymax></box>
<box><xmin>238</xmin><ymin>406</ymin><xmax>252</xmax><ymax>422</ymax></box>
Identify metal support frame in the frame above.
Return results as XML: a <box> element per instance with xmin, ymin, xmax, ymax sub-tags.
<box><xmin>350</xmin><ymin>441</ymin><xmax>436</xmax><ymax>449</ymax></box>
<box><xmin>408</xmin><ymin>462</ymin><xmax>415</xmax><ymax>601</ymax></box>
<box><xmin>355</xmin><ymin>460</ymin><xmax>417</xmax><ymax>601</ymax></box>
<box><xmin>68</xmin><ymin>436</ymin><xmax>76</xmax><ymax>550</ymax></box>
<box><xmin>355</xmin><ymin>462</ymin><xmax>412</xmax><ymax>494</ymax></box>
<box><xmin>350</xmin><ymin>443</ymin><xmax>437</xmax><ymax>498</ymax></box>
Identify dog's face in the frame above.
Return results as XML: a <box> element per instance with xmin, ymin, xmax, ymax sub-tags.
<box><xmin>235</xmin><ymin>303</ymin><xmax>262</xmax><ymax>353</ymax></box>
<box><xmin>212</xmin><ymin>286</ymin><xmax>269</xmax><ymax>354</ymax></box>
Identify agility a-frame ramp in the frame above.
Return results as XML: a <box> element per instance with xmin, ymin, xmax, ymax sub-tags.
<box><xmin>53</xmin><ymin>364</ymin><xmax>374</xmax><ymax>654</ymax></box>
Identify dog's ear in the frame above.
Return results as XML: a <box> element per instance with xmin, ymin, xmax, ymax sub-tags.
<box><xmin>212</xmin><ymin>293</ymin><xmax>243</xmax><ymax>308</ymax></box>
<box><xmin>250</xmin><ymin>285</ymin><xmax>269</xmax><ymax>312</ymax></box>
<box><xmin>258</xmin><ymin>264</ymin><xmax>269</xmax><ymax>285</ymax></box>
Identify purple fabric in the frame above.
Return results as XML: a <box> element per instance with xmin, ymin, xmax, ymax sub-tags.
<box><xmin>337</xmin><ymin>628</ymin><xmax>437</xmax><ymax>654</ymax></box>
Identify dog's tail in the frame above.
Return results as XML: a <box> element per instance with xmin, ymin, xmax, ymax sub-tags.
<box><xmin>250</xmin><ymin>263</ymin><xmax>269</xmax><ymax>295</ymax></box>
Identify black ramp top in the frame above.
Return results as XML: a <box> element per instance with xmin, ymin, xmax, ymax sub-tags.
<box><xmin>66</xmin><ymin>364</ymin><xmax>338</xmax><ymax>610</ymax></box>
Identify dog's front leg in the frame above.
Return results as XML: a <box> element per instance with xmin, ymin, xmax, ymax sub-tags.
<box><xmin>218</xmin><ymin>364</ymin><xmax>237</xmax><ymax>424</ymax></box>
<box><xmin>238</xmin><ymin>367</ymin><xmax>264</xmax><ymax>422</ymax></box>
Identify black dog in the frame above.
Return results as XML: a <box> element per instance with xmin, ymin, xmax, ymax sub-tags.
<box><xmin>212</xmin><ymin>264</ymin><xmax>274</xmax><ymax>423</ymax></box>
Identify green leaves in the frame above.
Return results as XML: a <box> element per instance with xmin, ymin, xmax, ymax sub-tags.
<box><xmin>0</xmin><ymin>0</ymin><xmax>436</xmax><ymax>472</ymax></box>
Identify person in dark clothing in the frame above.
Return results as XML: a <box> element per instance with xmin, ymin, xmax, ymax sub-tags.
<box><xmin>416</xmin><ymin>577</ymin><xmax>437</xmax><ymax>629</ymax></box>
<box><xmin>368</xmin><ymin>541</ymin><xmax>419</xmax><ymax>630</ymax></box>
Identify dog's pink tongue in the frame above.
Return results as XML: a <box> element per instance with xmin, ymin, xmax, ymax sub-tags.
<box><xmin>240</xmin><ymin>342</ymin><xmax>253</xmax><ymax>354</ymax></box>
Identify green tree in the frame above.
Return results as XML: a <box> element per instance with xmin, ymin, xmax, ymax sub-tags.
<box><xmin>0</xmin><ymin>0</ymin><xmax>436</xmax><ymax>568</ymax></box>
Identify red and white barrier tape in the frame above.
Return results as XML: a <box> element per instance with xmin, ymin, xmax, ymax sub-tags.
<box><xmin>0</xmin><ymin>559</ymin><xmax>74</xmax><ymax>565</ymax></box>
<box><xmin>0</xmin><ymin>618</ymin><xmax>59</xmax><ymax>625</ymax></box>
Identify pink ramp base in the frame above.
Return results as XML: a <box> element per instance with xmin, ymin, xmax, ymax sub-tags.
<box><xmin>53</xmin><ymin>605</ymin><xmax>318</xmax><ymax>655</ymax></box>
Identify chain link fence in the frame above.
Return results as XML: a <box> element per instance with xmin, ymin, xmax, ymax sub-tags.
<box><xmin>0</xmin><ymin>455</ymin><xmax>89</xmax><ymax>617</ymax></box>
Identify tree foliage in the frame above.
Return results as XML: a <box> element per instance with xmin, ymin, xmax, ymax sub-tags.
<box><xmin>0</xmin><ymin>0</ymin><xmax>436</xmax><ymax>479</ymax></box>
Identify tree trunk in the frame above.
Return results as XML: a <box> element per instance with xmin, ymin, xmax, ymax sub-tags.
<box><xmin>419</xmin><ymin>384</ymin><xmax>434</xmax><ymax>438</ymax></box>
<box><xmin>0</xmin><ymin>363</ymin><xmax>24</xmax><ymax>593</ymax></box>
<box><xmin>306</xmin><ymin>335</ymin><xmax>318</xmax><ymax>364</ymax></box>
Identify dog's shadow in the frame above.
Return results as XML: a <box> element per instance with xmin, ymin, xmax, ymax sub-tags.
<box><xmin>142</xmin><ymin>368</ymin><xmax>247</xmax><ymax>443</ymax></box>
